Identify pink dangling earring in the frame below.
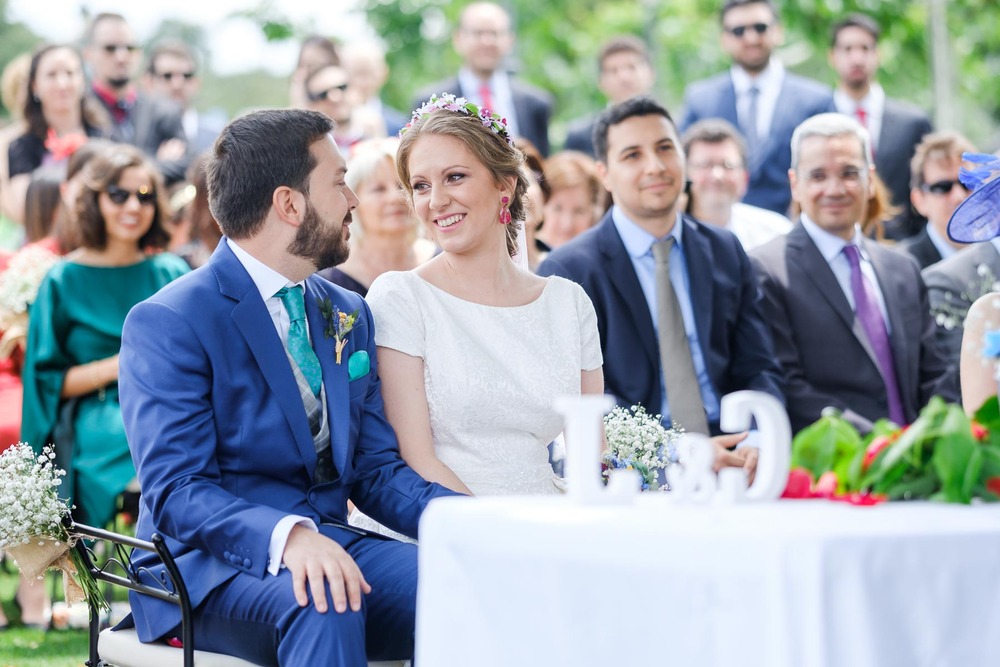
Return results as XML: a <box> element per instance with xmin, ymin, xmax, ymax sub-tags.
<box><xmin>499</xmin><ymin>196</ymin><xmax>512</xmax><ymax>225</ymax></box>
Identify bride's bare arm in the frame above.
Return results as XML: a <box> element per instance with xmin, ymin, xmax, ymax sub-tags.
<box><xmin>376</xmin><ymin>346</ymin><xmax>475</xmax><ymax>496</ymax></box>
<box><xmin>961</xmin><ymin>293</ymin><xmax>1000</xmax><ymax>415</ymax></box>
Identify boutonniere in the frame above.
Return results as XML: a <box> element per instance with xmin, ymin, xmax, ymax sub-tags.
<box><xmin>319</xmin><ymin>298</ymin><xmax>360</xmax><ymax>364</ymax></box>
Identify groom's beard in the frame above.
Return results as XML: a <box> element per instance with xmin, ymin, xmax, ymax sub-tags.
<box><xmin>288</xmin><ymin>199</ymin><xmax>350</xmax><ymax>270</ymax></box>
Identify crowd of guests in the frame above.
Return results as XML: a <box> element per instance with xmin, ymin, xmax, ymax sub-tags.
<box><xmin>0</xmin><ymin>0</ymin><xmax>997</xmax><ymax>653</ymax></box>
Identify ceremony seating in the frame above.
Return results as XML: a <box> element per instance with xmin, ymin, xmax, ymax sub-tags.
<box><xmin>68</xmin><ymin>520</ymin><xmax>407</xmax><ymax>667</ymax></box>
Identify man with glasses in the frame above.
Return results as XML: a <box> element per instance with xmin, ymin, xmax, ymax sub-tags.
<box><xmin>679</xmin><ymin>0</ymin><xmax>834</xmax><ymax>216</ymax></box>
<box><xmin>144</xmin><ymin>40</ymin><xmax>224</xmax><ymax>156</ymax></box>
<box><xmin>411</xmin><ymin>1</ymin><xmax>552</xmax><ymax>155</ymax></box>
<box><xmin>304</xmin><ymin>64</ymin><xmax>362</xmax><ymax>152</ymax></box>
<box><xmin>681</xmin><ymin>118</ymin><xmax>791</xmax><ymax>250</ymax></box>
<box><xmin>82</xmin><ymin>12</ymin><xmax>188</xmax><ymax>183</ymax></box>
<box><xmin>750</xmin><ymin>114</ymin><xmax>956</xmax><ymax>435</ymax></box>
<box><xmin>899</xmin><ymin>131</ymin><xmax>977</xmax><ymax>269</ymax></box>
<box><xmin>828</xmin><ymin>14</ymin><xmax>932</xmax><ymax>241</ymax></box>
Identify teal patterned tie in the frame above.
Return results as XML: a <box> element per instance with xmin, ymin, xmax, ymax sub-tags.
<box><xmin>275</xmin><ymin>285</ymin><xmax>323</xmax><ymax>396</ymax></box>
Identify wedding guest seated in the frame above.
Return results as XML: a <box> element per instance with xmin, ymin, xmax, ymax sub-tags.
<box><xmin>681</xmin><ymin>118</ymin><xmax>791</xmax><ymax>250</ymax></box>
<box><xmin>21</xmin><ymin>144</ymin><xmax>188</xmax><ymax>528</ymax></box>
<box><xmin>539</xmin><ymin>95</ymin><xmax>782</xmax><ymax>450</ymax></box>
<box><xmin>318</xmin><ymin>138</ymin><xmax>435</xmax><ymax>295</ymax></box>
<box><xmin>118</xmin><ymin>108</ymin><xmax>457</xmax><ymax>664</ymax></box>
<box><xmin>899</xmin><ymin>131</ymin><xmax>976</xmax><ymax>269</ymax></box>
<box><xmin>6</xmin><ymin>43</ymin><xmax>107</xmax><ymax>225</ymax></box>
<box><xmin>750</xmin><ymin>113</ymin><xmax>957</xmax><ymax>434</ymax></box>
<box><xmin>537</xmin><ymin>150</ymin><xmax>605</xmax><ymax>250</ymax></box>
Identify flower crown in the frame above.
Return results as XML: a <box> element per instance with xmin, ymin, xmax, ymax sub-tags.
<box><xmin>400</xmin><ymin>93</ymin><xmax>515</xmax><ymax>148</ymax></box>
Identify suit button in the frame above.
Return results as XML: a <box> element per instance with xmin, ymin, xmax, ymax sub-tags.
<box><xmin>243</xmin><ymin>558</ymin><xmax>251</xmax><ymax>568</ymax></box>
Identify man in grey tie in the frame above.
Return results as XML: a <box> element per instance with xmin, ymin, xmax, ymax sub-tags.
<box><xmin>749</xmin><ymin>113</ymin><xmax>958</xmax><ymax>434</ymax></box>
<box><xmin>539</xmin><ymin>95</ymin><xmax>783</xmax><ymax>474</ymax></box>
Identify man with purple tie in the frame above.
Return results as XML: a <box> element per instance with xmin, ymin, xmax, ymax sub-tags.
<box><xmin>749</xmin><ymin>113</ymin><xmax>957</xmax><ymax>434</ymax></box>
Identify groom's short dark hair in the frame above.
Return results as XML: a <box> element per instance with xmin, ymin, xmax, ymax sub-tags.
<box><xmin>592</xmin><ymin>95</ymin><xmax>674</xmax><ymax>164</ymax></box>
<box><xmin>207</xmin><ymin>108</ymin><xmax>334</xmax><ymax>239</ymax></box>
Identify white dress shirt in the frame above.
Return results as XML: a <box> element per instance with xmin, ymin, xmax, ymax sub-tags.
<box><xmin>227</xmin><ymin>238</ymin><xmax>319</xmax><ymax>575</ymax></box>
<box><xmin>833</xmin><ymin>83</ymin><xmax>885</xmax><ymax>152</ymax></box>
<box><xmin>457</xmin><ymin>67</ymin><xmax>520</xmax><ymax>138</ymax></box>
<box><xmin>731</xmin><ymin>59</ymin><xmax>784</xmax><ymax>143</ymax></box>
<box><xmin>926</xmin><ymin>224</ymin><xmax>958</xmax><ymax>262</ymax></box>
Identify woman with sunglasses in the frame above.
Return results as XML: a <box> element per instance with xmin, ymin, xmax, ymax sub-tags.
<box><xmin>21</xmin><ymin>144</ymin><xmax>188</xmax><ymax>529</ymax></box>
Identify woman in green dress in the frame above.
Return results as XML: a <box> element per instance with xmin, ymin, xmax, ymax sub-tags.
<box><xmin>21</xmin><ymin>144</ymin><xmax>188</xmax><ymax>528</ymax></box>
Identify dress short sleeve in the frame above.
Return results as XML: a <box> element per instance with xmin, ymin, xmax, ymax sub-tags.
<box><xmin>572</xmin><ymin>281</ymin><xmax>603</xmax><ymax>371</ymax></box>
<box><xmin>366</xmin><ymin>272</ymin><xmax>426</xmax><ymax>359</ymax></box>
<box><xmin>7</xmin><ymin>133</ymin><xmax>45</xmax><ymax>179</ymax></box>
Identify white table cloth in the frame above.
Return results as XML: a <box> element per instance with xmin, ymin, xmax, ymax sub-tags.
<box><xmin>416</xmin><ymin>496</ymin><xmax>1000</xmax><ymax>667</ymax></box>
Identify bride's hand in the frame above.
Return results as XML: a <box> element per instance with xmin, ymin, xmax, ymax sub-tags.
<box><xmin>709</xmin><ymin>432</ymin><xmax>758</xmax><ymax>485</ymax></box>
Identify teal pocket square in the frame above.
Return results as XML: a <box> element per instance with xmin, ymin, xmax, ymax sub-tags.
<box><xmin>348</xmin><ymin>350</ymin><xmax>370</xmax><ymax>381</ymax></box>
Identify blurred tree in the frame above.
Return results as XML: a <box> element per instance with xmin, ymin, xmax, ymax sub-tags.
<box><xmin>0</xmin><ymin>0</ymin><xmax>43</xmax><ymax>120</ymax></box>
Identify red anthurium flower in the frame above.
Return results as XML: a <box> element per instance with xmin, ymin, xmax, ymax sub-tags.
<box><xmin>986</xmin><ymin>477</ymin><xmax>1000</xmax><ymax>497</ymax></box>
<box><xmin>862</xmin><ymin>434</ymin><xmax>894</xmax><ymax>471</ymax></box>
<box><xmin>971</xmin><ymin>422</ymin><xmax>989</xmax><ymax>442</ymax></box>
<box><xmin>813</xmin><ymin>471</ymin><xmax>839</xmax><ymax>498</ymax></box>
<box><xmin>781</xmin><ymin>468</ymin><xmax>814</xmax><ymax>499</ymax></box>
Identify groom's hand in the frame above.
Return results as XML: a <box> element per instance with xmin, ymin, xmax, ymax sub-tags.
<box><xmin>282</xmin><ymin>525</ymin><xmax>372</xmax><ymax>614</ymax></box>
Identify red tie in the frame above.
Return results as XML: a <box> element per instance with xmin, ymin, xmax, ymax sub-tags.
<box><xmin>479</xmin><ymin>82</ymin><xmax>495</xmax><ymax>112</ymax></box>
<box><xmin>855</xmin><ymin>106</ymin><xmax>867</xmax><ymax>128</ymax></box>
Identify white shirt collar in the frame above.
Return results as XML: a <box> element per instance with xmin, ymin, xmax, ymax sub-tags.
<box><xmin>226</xmin><ymin>238</ymin><xmax>303</xmax><ymax>302</ymax></box>
<box><xmin>925</xmin><ymin>224</ymin><xmax>957</xmax><ymax>260</ymax></box>
<box><xmin>833</xmin><ymin>83</ymin><xmax>884</xmax><ymax>116</ymax></box>
<box><xmin>800</xmin><ymin>214</ymin><xmax>866</xmax><ymax>263</ymax></box>
<box><xmin>611</xmin><ymin>206</ymin><xmax>685</xmax><ymax>259</ymax></box>
<box><xmin>730</xmin><ymin>59</ymin><xmax>784</xmax><ymax>96</ymax></box>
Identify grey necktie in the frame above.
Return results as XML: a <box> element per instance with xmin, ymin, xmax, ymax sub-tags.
<box><xmin>744</xmin><ymin>85</ymin><xmax>761</xmax><ymax>156</ymax></box>
<box><xmin>652</xmin><ymin>237</ymin><xmax>709</xmax><ymax>434</ymax></box>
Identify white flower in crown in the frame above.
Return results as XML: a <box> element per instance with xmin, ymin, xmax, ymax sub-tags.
<box><xmin>400</xmin><ymin>93</ymin><xmax>516</xmax><ymax>148</ymax></box>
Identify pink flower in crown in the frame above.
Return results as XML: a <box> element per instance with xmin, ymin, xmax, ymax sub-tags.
<box><xmin>400</xmin><ymin>92</ymin><xmax>516</xmax><ymax>148</ymax></box>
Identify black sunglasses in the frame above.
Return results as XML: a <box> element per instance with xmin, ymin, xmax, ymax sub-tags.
<box><xmin>105</xmin><ymin>185</ymin><xmax>157</xmax><ymax>206</ymax></box>
<box><xmin>921</xmin><ymin>179</ymin><xmax>969</xmax><ymax>196</ymax></box>
<box><xmin>726</xmin><ymin>22</ymin><xmax>771</xmax><ymax>38</ymax></box>
<box><xmin>101</xmin><ymin>43</ymin><xmax>140</xmax><ymax>54</ymax></box>
<box><xmin>308</xmin><ymin>83</ymin><xmax>349</xmax><ymax>102</ymax></box>
<box><xmin>156</xmin><ymin>71</ymin><xmax>196</xmax><ymax>82</ymax></box>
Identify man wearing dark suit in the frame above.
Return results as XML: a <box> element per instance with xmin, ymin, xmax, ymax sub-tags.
<box><xmin>83</xmin><ymin>13</ymin><xmax>189</xmax><ymax>183</ymax></box>
<box><xmin>411</xmin><ymin>1</ymin><xmax>552</xmax><ymax>155</ymax></box>
<box><xmin>899</xmin><ymin>131</ymin><xmax>977</xmax><ymax>269</ymax></box>
<box><xmin>144</xmin><ymin>40</ymin><xmax>225</xmax><ymax>157</ymax></box>
<box><xmin>564</xmin><ymin>36</ymin><xmax>656</xmax><ymax>157</ymax></box>
<box><xmin>751</xmin><ymin>113</ymin><xmax>957</xmax><ymax>435</ymax></box>
<box><xmin>679</xmin><ymin>0</ymin><xmax>834</xmax><ymax>216</ymax></box>
<box><xmin>922</xmin><ymin>241</ymin><xmax>1000</xmax><ymax>369</ymax></box>
<box><xmin>539</xmin><ymin>96</ymin><xmax>783</xmax><ymax>450</ymax></box>
<box><xmin>118</xmin><ymin>109</ymin><xmax>458</xmax><ymax>665</ymax></box>
<box><xmin>828</xmin><ymin>14</ymin><xmax>933</xmax><ymax>241</ymax></box>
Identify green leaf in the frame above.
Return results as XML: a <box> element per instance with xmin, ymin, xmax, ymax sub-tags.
<box><xmin>974</xmin><ymin>395</ymin><xmax>1000</xmax><ymax>429</ymax></box>
<box><xmin>930</xmin><ymin>404</ymin><xmax>977</xmax><ymax>504</ymax></box>
<box><xmin>791</xmin><ymin>414</ymin><xmax>860</xmax><ymax>480</ymax></box>
<box><xmin>880</xmin><ymin>470</ymin><xmax>940</xmax><ymax>500</ymax></box>
<box><xmin>261</xmin><ymin>21</ymin><xmax>294</xmax><ymax>41</ymax></box>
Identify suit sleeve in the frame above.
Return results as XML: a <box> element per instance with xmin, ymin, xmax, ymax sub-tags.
<box><xmin>921</xmin><ymin>266</ymin><xmax>967</xmax><ymax>369</ymax></box>
<box><xmin>119</xmin><ymin>300</ymin><xmax>288</xmax><ymax>578</ymax></box>
<box><xmin>751</xmin><ymin>255</ymin><xmax>873</xmax><ymax>434</ymax></box>
<box><xmin>913</xmin><ymin>267</ymin><xmax>961</xmax><ymax>406</ymax></box>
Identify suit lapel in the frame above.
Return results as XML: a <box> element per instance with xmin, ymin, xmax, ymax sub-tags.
<box><xmin>212</xmin><ymin>243</ymin><xmax>318</xmax><ymax>477</ymax></box>
<box><xmin>303</xmin><ymin>278</ymin><xmax>350</xmax><ymax>477</ymax></box>
<box><xmin>681</xmin><ymin>217</ymin><xmax>714</xmax><ymax>349</ymax></box>
<box><xmin>597</xmin><ymin>217</ymin><xmax>658</xmax><ymax>368</ymax></box>
<box><xmin>788</xmin><ymin>225</ymin><xmax>880</xmax><ymax>368</ymax></box>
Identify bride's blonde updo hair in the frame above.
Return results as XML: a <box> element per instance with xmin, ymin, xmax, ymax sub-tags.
<box><xmin>397</xmin><ymin>97</ymin><xmax>528</xmax><ymax>258</ymax></box>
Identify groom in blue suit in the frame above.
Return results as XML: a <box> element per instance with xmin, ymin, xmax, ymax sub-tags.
<box><xmin>118</xmin><ymin>109</ymin><xmax>458</xmax><ymax>665</ymax></box>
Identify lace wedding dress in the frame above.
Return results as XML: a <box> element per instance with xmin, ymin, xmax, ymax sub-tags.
<box><xmin>350</xmin><ymin>271</ymin><xmax>602</xmax><ymax>539</ymax></box>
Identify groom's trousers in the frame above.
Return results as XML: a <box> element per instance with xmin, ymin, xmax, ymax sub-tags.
<box><xmin>182</xmin><ymin>530</ymin><xmax>419</xmax><ymax>667</ymax></box>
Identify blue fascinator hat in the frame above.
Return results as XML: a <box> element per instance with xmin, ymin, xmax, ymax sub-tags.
<box><xmin>947</xmin><ymin>152</ymin><xmax>1000</xmax><ymax>243</ymax></box>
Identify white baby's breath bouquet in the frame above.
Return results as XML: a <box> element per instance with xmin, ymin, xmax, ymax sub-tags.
<box><xmin>0</xmin><ymin>442</ymin><xmax>107</xmax><ymax>611</ymax></box>
<box><xmin>602</xmin><ymin>405</ymin><xmax>683</xmax><ymax>491</ymax></box>
<box><xmin>0</xmin><ymin>244</ymin><xmax>58</xmax><ymax>359</ymax></box>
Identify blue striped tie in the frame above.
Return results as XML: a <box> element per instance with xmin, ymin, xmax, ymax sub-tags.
<box><xmin>275</xmin><ymin>285</ymin><xmax>323</xmax><ymax>396</ymax></box>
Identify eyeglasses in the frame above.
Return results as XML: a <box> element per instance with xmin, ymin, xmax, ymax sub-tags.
<box><xmin>105</xmin><ymin>185</ymin><xmax>157</xmax><ymax>206</ymax></box>
<box><xmin>307</xmin><ymin>83</ymin><xmax>349</xmax><ymax>102</ymax></box>
<box><xmin>155</xmin><ymin>71</ymin><xmax>195</xmax><ymax>82</ymax></box>
<box><xmin>101</xmin><ymin>43</ymin><xmax>140</xmax><ymax>54</ymax></box>
<box><xmin>921</xmin><ymin>179</ymin><xmax>969</xmax><ymax>195</ymax></box>
<box><xmin>725</xmin><ymin>22</ymin><xmax>772</xmax><ymax>38</ymax></box>
<box><xmin>462</xmin><ymin>28</ymin><xmax>510</xmax><ymax>41</ymax></box>
<box><xmin>689</xmin><ymin>160</ymin><xmax>743</xmax><ymax>172</ymax></box>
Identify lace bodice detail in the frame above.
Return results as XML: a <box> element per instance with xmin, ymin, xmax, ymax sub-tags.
<box><xmin>367</xmin><ymin>271</ymin><xmax>602</xmax><ymax>496</ymax></box>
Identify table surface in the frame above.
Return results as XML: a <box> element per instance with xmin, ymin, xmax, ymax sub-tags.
<box><xmin>416</xmin><ymin>496</ymin><xmax>1000</xmax><ymax>667</ymax></box>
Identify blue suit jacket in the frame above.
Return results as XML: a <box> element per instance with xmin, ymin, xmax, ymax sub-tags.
<box><xmin>537</xmin><ymin>211</ymin><xmax>784</xmax><ymax>434</ymax></box>
<box><xmin>679</xmin><ymin>71</ymin><xmax>835</xmax><ymax>215</ymax></box>
<box><xmin>118</xmin><ymin>240</ymin><xmax>455</xmax><ymax>641</ymax></box>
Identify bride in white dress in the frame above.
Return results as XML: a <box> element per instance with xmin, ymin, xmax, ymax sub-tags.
<box><xmin>352</xmin><ymin>94</ymin><xmax>604</xmax><ymax>519</ymax></box>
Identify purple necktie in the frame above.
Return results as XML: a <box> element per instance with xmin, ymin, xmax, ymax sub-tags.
<box><xmin>843</xmin><ymin>244</ymin><xmax>906</xmax><ymax>425</ymax></box>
